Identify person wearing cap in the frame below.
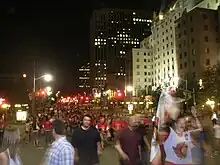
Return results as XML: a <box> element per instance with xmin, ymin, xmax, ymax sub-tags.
<box><xmin>43</xmin><ymin>119</ymin><xmax>74</xmax><ymax>165</ymax></box>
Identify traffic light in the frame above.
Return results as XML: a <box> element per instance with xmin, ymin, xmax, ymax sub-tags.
<box><xmin>40</xmin><ymin>90</ymin><xmax>46</xmax><ymax>96</ymax></box>
<box><xmin>115</xmin><ymin>90</ymin><xmax>125</xmax><ymax>100</ymax></box>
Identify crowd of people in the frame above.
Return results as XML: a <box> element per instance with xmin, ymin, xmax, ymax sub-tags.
<box><xmin>22</xmin><ymin>103</ymin><xmax>133</xmax><ymax>149</ymax></box>
<box><xmin>0</xmin><ymin>93</ymin><xmax>220</xmax><ymax>165</ymax></box>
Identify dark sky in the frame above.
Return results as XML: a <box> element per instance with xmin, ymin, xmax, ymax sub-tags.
<box><xmin>0</xmin><ymin>0</ymin><xmax>168</xmax><ymax>102</ymax></box>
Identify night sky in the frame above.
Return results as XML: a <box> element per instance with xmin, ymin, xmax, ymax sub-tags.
<box><xmin>0</xmin><ymin>0</ymin><xmax>171</xmax><ymax>103</ymax></box>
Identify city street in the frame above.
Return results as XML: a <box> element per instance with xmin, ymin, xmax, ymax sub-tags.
<box><xmin>18</xmin><ymin>137</ymin><xmax>219</xmax><ymax>165</ymax></box>
<box><xmin>19</xmin><ymin>141</ymin><xmax>118</xmax><ymax>165</ymax></box>
<box><xmin>14</xmin><ymin>117</ymin><xmax>220</xmax><ymax>165</ymax></box>
<box><xmin>13</xmin><ymin>124</ymin><xmax>118</xmax><ymax>165</ymax></box>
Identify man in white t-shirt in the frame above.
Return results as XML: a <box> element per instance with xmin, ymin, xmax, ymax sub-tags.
<box><xmin>211</xmin><ymin>112</ymin><xmax>218</xmax><ymax>126</ymax></box>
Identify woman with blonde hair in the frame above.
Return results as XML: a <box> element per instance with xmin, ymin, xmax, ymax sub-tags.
<box><xmin>0</xmin><ymin>125</ymin><xmax>22</xmax><ymax>165</ymax></box>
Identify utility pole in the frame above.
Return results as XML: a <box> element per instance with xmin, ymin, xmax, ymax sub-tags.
<box><xmin>186</xmin><ymin>79</ymin><xmax>188</xmax><ymax>111</ymax></box>
<box><xmin>31</xmin><ymin>61</ymin><xmax>36</xmax><ymax>118</ymax></box>
<box><xmin>193</xmin><ymin>88</ymin><xmax>196</xmax><ymax>106</ymax></box>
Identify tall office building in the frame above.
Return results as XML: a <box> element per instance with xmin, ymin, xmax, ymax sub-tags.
<box><xmin>132</xmin><ymin>0</ymin><xmax>220</xmax><ymax>95</ymax></box>
<box><xmin>78</xmin><ymin>62</ymin><xmax>90</xmax><ymax>92</ymax></box>
<box><xmin>90</xmin><ymin>9</ymin><xmax>152</xmax><ymax>91</ymax></box>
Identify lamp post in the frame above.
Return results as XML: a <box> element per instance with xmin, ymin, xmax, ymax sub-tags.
<box><xmin>32</xmin><ymin>74</ymin><xmax>52</xmax><ymax>118</ymax></box>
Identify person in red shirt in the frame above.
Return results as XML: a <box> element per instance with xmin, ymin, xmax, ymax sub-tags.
<box><xmin>96</xmin><ymin>116</ymin><xmax>109</xmax><ymax>149</ymax></box>
<box><xmin>43</xmin><ymin>117</ymin><xmax>52</xmax><ymax>145</ymax></box>
<box><xmin>96</xmin><ymin>117</ymin><xmax>108</xmax><ymax>133</ymax></box>
<box><xmin>112</xmin><ymin>118</ymin><xmax>127</xmax><ymax>132</ymax></box>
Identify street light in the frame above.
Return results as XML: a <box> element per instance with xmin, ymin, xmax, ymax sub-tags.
<box><xmin>1</xmin><ymin>104</ymin><xmax>10</xmax><ymax>109</ymax></box>
<box><xmin>35</xmin><ymin>74</ymin><xmax>52</xmax><ymax>82</ymax></box>
<box><xmin>126</xmin><ymin>85</ymin><xmax>133</xmax><ymax>92</ymax></box>
<box><xmin>206</xmin><ymin>99</ymin><xmax>215</xmax><ymax>111</ymax></box>
<box><xmin>22</xmin><ymin>74</ymin><xmax>27</xmax><ymax>78</ymax></box>
<box><xmin>125</xmin><ymin>85</ymin><xmax>133</xmax><ymax>97</ymax></box>
<box><xmin>44</xmin><ymin>74</ymin><xmax>52</xmax><ymax>82</ymax></box>
<box><xmin>32</xmin><ymin>74</ymin><xmax>52</xmax><ymax>117</ymax></box>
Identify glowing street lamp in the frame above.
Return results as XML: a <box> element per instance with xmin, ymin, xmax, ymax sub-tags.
<box><xmin>126</xmin><ymin>85</ymin><xmax>133</xmax><ymax>92</ymax></box>
<box><xmin>35</xmin><ymin>74</ymin><xmax>52</xmax><ymax>82</ymax></box>
<box><xmin>44</xmin><ymin>74</ymin><xmax>52</xmax><ymax>82</ymax></box>
<box><xmin>22</xmin><ymin>74</ymin><xmax>27</xmax><ymax>78</ymax></box>
<box><xmin>1</xmin><ymin>104</ymin><xmax>10</xmax><ymax>109</ymax></box>
<box><xmin>206</xmin><ymin>99</ymin><xmax>215</xmax><ymax>110</ymax></box>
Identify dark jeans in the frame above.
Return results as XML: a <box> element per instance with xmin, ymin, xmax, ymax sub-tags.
<box><xmin>212</xmin><ymin>119</ymin><xmax>217</xmax><ymax>126</ymax></box>
<box><xmin>45</xmin><ymin>130</ymin><xmax>52</xmax><ymax>144</ymax></box>
<box><xmin>141</xmin><ymin>151</ymin><xmax>150</xmax><ymax>165</ymax></box>
<box><xmin>109</xmin><ymin>128</ymin><xmax>114</xmax><ymax>140</ymax></box>
<box><xmin>0</xmin><ymin>129</ymin><xmax>4</xmax><ymax>146</ymax></box>
<box><xmin>32</xmin><ymin>131</ymin><xmax>39</xmax><ymax>142</ymax></box>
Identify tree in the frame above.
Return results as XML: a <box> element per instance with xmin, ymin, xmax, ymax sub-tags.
<box><xmin>197</xmin><ymin>64</ymin><xmax>220</xmax><ymax>104</ymax></box>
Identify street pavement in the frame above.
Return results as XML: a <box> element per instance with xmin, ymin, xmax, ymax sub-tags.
<box><xmin>14</xmin><ymin>117</ymin><xmax>220</xmax><ymax>165</ymax></box>
<box><xmin>19</xmin><ymin>141</ymin><xmax>118</xmax><ymax>165</ymax></box>
<box><xmin>15</xmin><ymin>125</ymin><xmax>118</xmax><ymax>165</ymax></box>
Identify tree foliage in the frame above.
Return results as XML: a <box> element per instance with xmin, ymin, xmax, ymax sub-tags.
<box><xmin>197</xmin><ymin>64</ymin><xmax>220</xmax><ymax>104</ymax></box>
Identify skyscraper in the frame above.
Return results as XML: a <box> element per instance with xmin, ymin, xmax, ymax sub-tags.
<box><xmin>90</xmin><ymin>9</ymin><xmax>152</xmax><ymax>91</ymax></box>
<box><xmin>78</xmin><ymin>62</ymin><xmax>90</xmax><ymax>92</ymax></box>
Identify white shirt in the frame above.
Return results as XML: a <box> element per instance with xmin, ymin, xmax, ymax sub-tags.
<box><xmin>163</xmin><ymin>128</ymin><xmax>193</xmax><ymax>164</ymax></box>
<box><xmin>212</xmin><ymin>113</ymin><xmax>218</xmax><ymax>120</ymax></box>
<box><xmin>152</xmin><ymin>116</ymin><xmax>156</xmax><ymax>122</ymax></box>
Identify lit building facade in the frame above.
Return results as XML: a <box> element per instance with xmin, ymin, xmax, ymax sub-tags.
<box><xmin>176</xmin><ymin>8</ymin><xmax>219</xmax><ymax>82</ymax></box>
<box><xmin>187</xmin><ymin>0</ymin><xmax>220</xmax><ymax>12</ymax></box>
<box><xmin>90</xmin><ymin>9</ymin><xmax>152</xmax><ymax>90</ymax></box>
<box><xmin>132</xmin><ymin>0</ymin><xmax>220</xmax><ymax>93</ymax></box>
<box><xmin>78</xmin><ymin>63</ymin><xmax>91</xmax><ymax>91</ymax></box>
<box><xmin>132</xmin><ymin>37</ymin><xmax>153</xmax><ymax>96</ymax></box>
